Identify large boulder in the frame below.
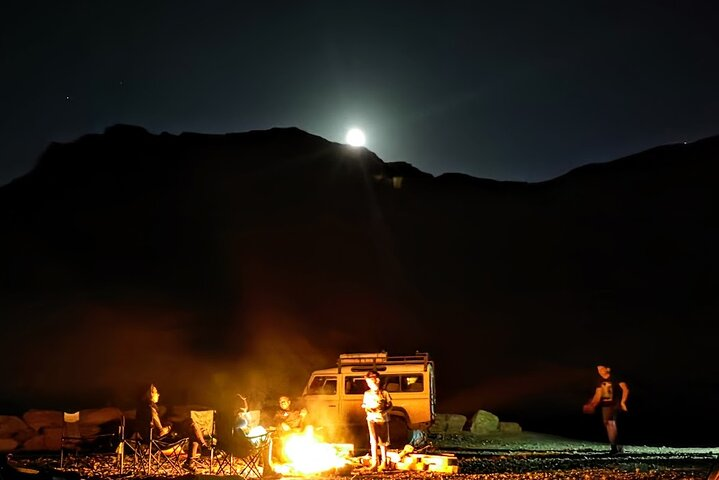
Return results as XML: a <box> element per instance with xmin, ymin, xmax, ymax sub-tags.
<box><xmin>22</xmin><ymin>427</ymin><xmax>62</xmax><ymax>451</ymax></box>
<box><xmin>0</xmin><ymin>416</ymin><xmax>30</xmax><ymax>438</ymax></box>
<box><xmin>122</xmin><ymin>405</ymin><xmax>167</xmax><ymax>421</ymax></box>
<box><xmin>429</xmin><ymin>414</ymin><xmax>467</xmax><ymax>433</ymax></box>
<box><xmin>23</xmin><ymin>410</ymin><xmax>63</xmax><ymax>431</ymax></box>
<box><xmin>499</xmin><ymin>421</ymin><xmax>522</xmax><ymax>433</ymax></box>
<box><xmin>12</xmin><ymin>427</ymin><xmax>37</xmax><ymax>444</ymax></box>
<box><xmin>122</xmin><ymin>409</ymin><xmax>136</xmax><ymax>420</ymax></box>
<box><xmin>470</xmin><ymin>410</ymin><xmax>499</xmax><ymax>434</ymax></box>
<box><xmin>79</xmin><ymin>407</ymin><xmax>123</xmax><ymax>426</ymax></box>
<box><xmin>0</xmin><ymin>438</ymin><xmax>18</xmax><ymax>451</ymax></box>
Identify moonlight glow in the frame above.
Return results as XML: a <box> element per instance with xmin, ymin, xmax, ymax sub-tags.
<box><xmin>345</xmin><ymin>128</ymin><xmax>366</xmax><ymax>147</ymax></box>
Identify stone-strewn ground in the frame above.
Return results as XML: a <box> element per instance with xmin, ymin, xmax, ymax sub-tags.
<box><xmin>3</xmin><ymin>431</ymin><xmax>717</xmax><ymax>480</ymax></box>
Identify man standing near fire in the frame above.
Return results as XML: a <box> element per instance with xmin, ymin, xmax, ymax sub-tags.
<box><xmin>583</xmin><ymin>365</ymin><xmax>629</xmax><ymax>454</ymax></box>
<box><xmin>362</xmin><ymin>370</ymin><xmax>393</xmax><ymax>471</ymax></box>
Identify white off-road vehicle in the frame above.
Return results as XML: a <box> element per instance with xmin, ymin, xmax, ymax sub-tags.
<box><xmin>301</xmin><ymin>352</ymin><xmax>435</xmax><ymax>447</ymax></box>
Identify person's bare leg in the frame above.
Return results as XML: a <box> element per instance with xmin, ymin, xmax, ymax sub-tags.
<box><xmin>603</xmin><ymin>418</ymin><xmax>621</xmax><ymax>454</ymax></box>
<box><xmin>606</xmin><ymin>420</ymin><xmax>618</xmax><ymax>446</ymax></box>
<box><xmin>184</xmin><ymin>442</ymin><xmax>199</xmax><ymax>471</ymax></box>
<box><xmin>369</xmin><ymin>439</ymin><xmax>378</xmax><ymax>468</ymax></box>
<box><xmin>379</xmin><ymin>444</ymin><xmax>387</xmax><ymax>468</ymax></box>
<box><xmin>368</xmin><ymin>422</ymin><xmax>378</xmax><ymax>468</ymax></box>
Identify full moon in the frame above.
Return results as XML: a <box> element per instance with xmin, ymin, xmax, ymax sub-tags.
<box><xmin>345</xmin><ymin>128</ymin><xmax>366</xmax><ymax>147</ymax></box>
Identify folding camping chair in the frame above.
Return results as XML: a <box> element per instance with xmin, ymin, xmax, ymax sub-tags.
<box><xmin>239</xmin><ymin>429</ymin><xmax>274</xmax><ymax>478</ymax></box>
<box><xmin>59</xmin><ymin>411</ymin><xmax>120</xmax><ymax>471</ymax></box>
<box><xmin>119</xmin><ymin>416</ymin><xmax>189</xmax><ymax>475</ymax></box>
<box><xmin>216</xmin><ymin>427</ymin><xmax>273</xmax><ymax>478</ymax></box>
<box><xmin>189</xmin><ymin>409</ymin><xmax>217</xmax><ymax>471</ymax></box>
<box><xmin>148</xmin><ymin>429</ymin><xmax>190</xmax><ymax>475</ymax></box>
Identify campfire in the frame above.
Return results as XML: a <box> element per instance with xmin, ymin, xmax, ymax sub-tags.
<box><xmin>274</xmin><ymin>426</ymin><xmax>354</xmax><ymax>475</ymax></box>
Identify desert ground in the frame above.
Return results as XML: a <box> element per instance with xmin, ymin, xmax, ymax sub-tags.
<box><xmin>432</xmin><ymin>431</ymin><xmax>718</xmax><ymax>479</ymax></box>
<box><xmin>4</xmin><ymin>431</ymin><xmax>718</xmax><ymax>480</ymax></box>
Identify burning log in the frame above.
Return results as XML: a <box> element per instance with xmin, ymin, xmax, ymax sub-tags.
<box><xmin>389</xmin><ymin>451</ymin><xmax>459</xmax><ymax>473</ymax></box>
<box><xmin>274</xmin><ymin>426</ymin><xmax>354</xmax><ymax>476</ymax></box>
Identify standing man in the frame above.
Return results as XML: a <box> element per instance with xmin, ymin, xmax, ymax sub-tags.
<box><xmin>583</xmin><ymin>365</ymin><xmax>629</xmax><ymax>454</ymax></box>
<box><xmin>361</xmin><ymin>370</ymin><xmax>393</xmax><ymax>471</ymax></box>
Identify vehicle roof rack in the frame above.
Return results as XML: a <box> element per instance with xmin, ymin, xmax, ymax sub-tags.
<box><xmin>337</xmin><ymin>352</ymin><xmax>431</xmax><ymax>372</ymax></box>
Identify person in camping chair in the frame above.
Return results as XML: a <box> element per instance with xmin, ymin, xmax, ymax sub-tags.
<box><xmin>273</xmin><ymin>396</ymin><xmax>307</xmax><ymax>433</ymax></box>
<box><xmin>135</xmin><ymin>383</ymin><xmax>207</xmax><ymax>473</ymax></box>
<box><xmin>231</xmin><ymin>393</ymin><xmax>281</xmax><ymax>478</ymax></box>
<box><xmin>270</xmin><ymin>395</ymin><xmax>308</xmax><ymax>463</ymax></box>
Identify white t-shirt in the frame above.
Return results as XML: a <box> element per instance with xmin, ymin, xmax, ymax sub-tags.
<box><xmin>362</xmin><ymin>388</ymin><xmax>392</xmax><ymax>423</ymax></box>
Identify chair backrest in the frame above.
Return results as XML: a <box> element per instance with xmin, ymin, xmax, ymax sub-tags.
<box><xmin>385</xmin><ymin>383</ymin><xmax>400</xmax><ymax>393</ymax></box>
<box><xmin>63</xmin><ymin>411</ymin><xmax>82</xmax><ymax>439</ymax></box>
<box><xmin>190</xmin><ymin>410</ymin><xmax>215</xmax><ymax>439</ymax></box>
<box><xmin>244</xmin><ymin>410</ymin><xmax>261</xmax><ymax>429</ymax></box>
<box><xmin>64</xmin><ymin>411</ymin><xmax>81</xmax><ymax>423</ymax></box>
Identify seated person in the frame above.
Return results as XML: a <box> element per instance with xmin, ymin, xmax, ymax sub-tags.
<box><xmin>135</xmin><ymin>383</ymin><xmax>207</xmax><ymax>473</ymax></box>
<box><xmin>231</xmin><ymin>394</ymin><xmax>280</xmax><ymax>478</ymax></box>
<box><xmin>271</xmin><ymin>396</ymin><xmax>308</xmax><ymax>463</ymax></box>
<box><xmin>273</xmin><ymin>396</ymin><xmax>307</xmax><ymax>433</ymax></box>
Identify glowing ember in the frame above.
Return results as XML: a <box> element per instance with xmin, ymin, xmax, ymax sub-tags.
<box><xmin>275</xmin><ymin>426</ymin><xmax>352</xmax><ymax>475</ymax></box>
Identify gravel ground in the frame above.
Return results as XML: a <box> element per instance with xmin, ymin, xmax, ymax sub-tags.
<box><xmin>426</xmin><ymin>431</ymin><xmax>718</xmax><ymax>480</ymax></box>
<box><xmin>4</xmin><ymin>432</ymin><xmax>717</xmax><ymax>480</ymax></box>
<box><xmin>431</xmin><ymin>431</ymin><xmax>719</xmax><ymax>455</ymax></box>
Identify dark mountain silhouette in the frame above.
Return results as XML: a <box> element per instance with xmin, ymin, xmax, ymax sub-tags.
<box><xmin>1</xmin><ymin>125</ymin><xmax>717</xmax><ymax>445</ymax></box>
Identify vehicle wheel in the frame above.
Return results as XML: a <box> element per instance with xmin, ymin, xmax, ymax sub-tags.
<box><xmin>388</xmin><ymin>416</ymin><xmax>409</xmax><ymax>448</ymax></box>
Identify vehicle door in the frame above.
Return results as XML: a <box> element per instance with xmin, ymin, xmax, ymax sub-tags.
<box><xmin>303</xmin><ymin>374</ymin><xmax>340</xmax><ymax>426</ymax></box>
<box><xmin>340</xmin><ymin>374</ymin><xmax>369</xmax><ymax>426</ymax></box>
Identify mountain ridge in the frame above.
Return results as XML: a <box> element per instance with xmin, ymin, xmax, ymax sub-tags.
<box><xmin>1</xmin><ymin>125</ymin><xmax>717</xmax><ymax>446</ymax></box>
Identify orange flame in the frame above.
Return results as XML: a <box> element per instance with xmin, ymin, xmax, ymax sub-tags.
<box><xmin>275</xmin><ymin>426</ymin><xmax>352</xmax><ymax>475</ymax></box>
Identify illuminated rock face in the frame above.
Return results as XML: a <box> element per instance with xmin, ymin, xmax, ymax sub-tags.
<box><xmin>470</xmin><ymin>410</ymin><xmax>499</xmax><ymax>434</ymax></box>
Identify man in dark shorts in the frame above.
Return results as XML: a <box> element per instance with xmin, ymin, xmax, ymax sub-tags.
<box><xmin>583</xmin><ymin>365</ymin><xmax>629</xmax><ymax>454</ymax></box>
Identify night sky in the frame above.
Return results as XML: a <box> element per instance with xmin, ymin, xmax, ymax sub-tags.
<box><xmin>2</xmin><ymin>1</ymin><xmax>719</xmax><ymax>186</ymax></box>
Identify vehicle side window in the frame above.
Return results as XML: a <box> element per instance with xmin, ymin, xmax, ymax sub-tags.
<box><xmin>322</xmin><ymin>379</ymin><xmax>337</xmax><ymax>394</ymax></box>
<box><xmin>383</xmin><ymin>376</ymin><xmax>401</xmax><ymax>393</ymax></box>
<box><xmin>308</xmin><ymin>375</ymin><xmax>338</xmax><ymax>395</ymax></box>
<box><xmin>403</xmin><ymin>375</ymin><xmax>424</xmax><ymax>392</ymax></box>
<box><xmin>345</xmin><ymin>376</ymin><xmax>368</xmax><ymax>395</ymax></box>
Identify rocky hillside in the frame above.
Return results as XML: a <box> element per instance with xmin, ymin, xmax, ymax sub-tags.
<box><xmin>1</xmin><ymin>126</ymin><xmax>717</xmax><ymax>446</ymax></box>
